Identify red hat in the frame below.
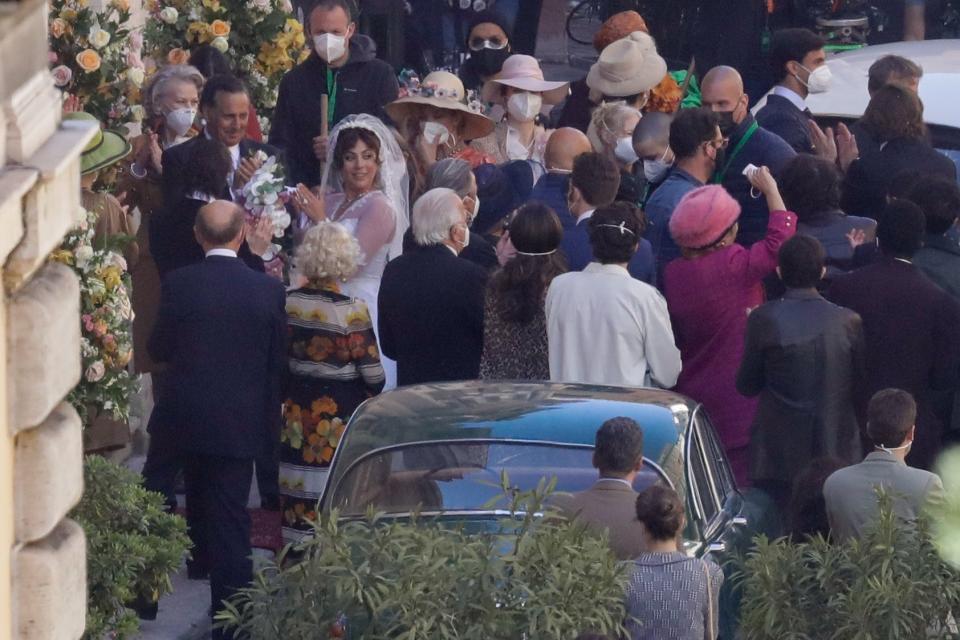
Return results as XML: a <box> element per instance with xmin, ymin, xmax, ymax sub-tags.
<box><xmin>669</xmin><ymin>185</ymin><xmax>742</xmax><ymax>250</ymax></box>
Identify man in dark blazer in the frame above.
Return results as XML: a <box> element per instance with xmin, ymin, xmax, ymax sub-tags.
<box><xmin>162</xmin><ymin>74</ymin><xmax>278</xmax><ymax>206</ymax></box>
<box><xmin>826</xmin><ymin>201</ymin><xmax>960</xmax><ymax>471</ymax></box>
<box><xmin>738</xmin><ymin>235</ymin><xmax>865</xmax><ymax>514</ymax></box>
<box><xmin>552</xmin><ymin>417</ymin><xmax>648</xmax><ymax>560</ymax></box>
<box><xmin>756</xmin><ymin>29</ymin><xmax>828</xmax><ymax>155</ymax></box>
<box><xmin>378</xmin><ymin>188</ymin><xmax>487</xmax><ymax>386</ymax></box>
<box><xmin>149</xmin><ymin>201</ymin><xmax>286</xmax><ymax>634</ymax></box>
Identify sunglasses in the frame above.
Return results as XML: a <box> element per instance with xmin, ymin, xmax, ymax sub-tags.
<box><xmin>469</xmin><ymin>36</ymin><xmax>508</xmax><ymax>51</ymax></box>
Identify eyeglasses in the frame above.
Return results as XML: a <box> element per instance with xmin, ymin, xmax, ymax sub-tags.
<box><xmin>711</xmin><ymin>137</ymin><xmax>729</xmax><ymax>149</ymax></box>
<box><xmin>469</xmin><ymin>36</ymin><xmax>508</xmax><ymax>51</ymax></box>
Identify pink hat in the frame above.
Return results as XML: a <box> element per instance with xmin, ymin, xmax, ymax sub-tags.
<box><xmin>669</xmin><ymin>185</ymin><xmax>742</xmax><ymax>250</ymax></box>
<box><xmin>481</xmin><ymin>54</ymin><xmax>569</xmax><ymax>105</ymax></box>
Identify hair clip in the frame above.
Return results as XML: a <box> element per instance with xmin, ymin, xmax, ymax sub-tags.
<box><xmin>515</xmin><ymin>249</ymin><xmax>558</xmax><ymax>256</ymax></box>
<box><xmin>597</xmin><ymin>222</ymin><xmax>635</xmax><ymax>236</ymax></box>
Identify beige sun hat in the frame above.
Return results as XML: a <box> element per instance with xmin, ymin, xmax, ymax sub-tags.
<box><xmin>586</xmin><ymin>31</ymin><xmax>667</xmax><ymax>98</ymax></box>
<box><xmin>386</xmin><ymin>71</ymin><xmax>495</xmax><ymax>141</ymax></box>
<box><xmin>481</xmin><ymin>54</ymin><xmax>570</xmax><ymax>105</ymax></box>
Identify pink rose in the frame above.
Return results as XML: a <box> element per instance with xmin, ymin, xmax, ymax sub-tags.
<box><xmin>48</xmin><ymin>51</ymin><xmax>59</xmax><ymax>64</ymax></box>
<box><xmin>51</xmin><ymin>65</ymin><xmax>73</xmax><ymax>88</ymax></box>
<box><xmin>126</xmin><ymin>50</ymin><xmax>144</xmax><ymax>69</ymax></box>
<box><xmin>129</xmin><ymin>30</ymin><xmax>144</xmax><ymax>52</ymax></box>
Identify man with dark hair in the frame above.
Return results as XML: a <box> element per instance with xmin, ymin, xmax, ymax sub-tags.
<box><xmin>852</xmin><ymin>55</ymin><xmax>924</xmax><ymax>158</ymax></box>
<box><xmin>560</xmin><ymin>152</ymin><xmax>656</xmax><ymax>284</ymax></box>
<box><xmin>756</xmin><ymin>29</ymin><xmax>828</xmax><ymax>155</ymax></box>
<box><xmin>149</xmin><ymin>200</ymin><xmax>286</xmax><ymax>637</ymax></box>
<box><xmin>270</xmin><ymin>0</ymin><xmax>399</xmax><ymax>187</ymax></box>
<box><xmin>908</xmin><ymin>176</ymin><xmax>960</xmax><ymax>299</ymax></box>
<box><xmin>553</xmin><ymin>417</ymin><xmax>649</xmax><ymax>560</ymax></box>
<box><xmin>827</xmin><ymin>201</ymin><xmax>960</xmax><ymax>470</ymax></box>
<box><xmin>162</xmin><ymin>74</ymin><xmax>277</xmax><ymax>205</ymax></box>
<box><xmin>738</xmin><ymin>234</ymin><xmax>865</xmax><ymax>515</ymax></box>
<box><xmin>644</xmin><ymin>108</ymin><xmax>722</xmax><ymax>284</ymax></box>
<box><xmin>823</xmin><ymin>389</ymin><xmax>944</xmax><ymax>542</ymax></box>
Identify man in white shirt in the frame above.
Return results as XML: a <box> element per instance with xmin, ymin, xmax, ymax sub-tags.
<box><xmin>546</xmin><ymin>202</ymin><xmax>682</xmax><ymax>388</ymax></box>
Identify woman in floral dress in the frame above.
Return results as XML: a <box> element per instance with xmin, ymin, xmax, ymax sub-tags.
<box><xmin>279</xmin><ymin>221</ymin><xmax>385</xmax><ymax>544</ymax></box>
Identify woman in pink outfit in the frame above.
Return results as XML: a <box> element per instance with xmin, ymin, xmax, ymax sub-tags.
<box><xmin>663</xmin><ymin>171</ymin><xmax>796</xmax><ymax>486</ymax></box>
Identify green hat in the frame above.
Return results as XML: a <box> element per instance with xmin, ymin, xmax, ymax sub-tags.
<box><xmin>64</xmin><ymin>112</ymin><xmax>132</xmax><ymax>176</ymax></box>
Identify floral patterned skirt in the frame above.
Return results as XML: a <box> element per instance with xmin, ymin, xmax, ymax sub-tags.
<box><xmin>279</xmin><ymin>375</ymin><xmax>370</xmax><ymax>545</ymax></box>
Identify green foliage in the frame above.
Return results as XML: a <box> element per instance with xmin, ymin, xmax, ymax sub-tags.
<box><xmin>218</xmin><ymin>475</ymin><xmax>630</xmax><ymax>639</ymax></box>
<box><xmin>735</xmin><ymin>492</ymin><xmax>960</xmax><ymax>640</ymax></box>
<box><xmin>932</xmin><ymin>446</ymin><xmax>960</xmax><ymax>569</ymax></box>
<box><xmin>71</xmin><ymin>456</ymin><xmax>191</xmax><ymax>639</ymax></box>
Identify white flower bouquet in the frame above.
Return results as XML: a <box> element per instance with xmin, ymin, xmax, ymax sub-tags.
<box><xmin>239</xmin><ymin>150</ymin><xmax>292</xmax><ymax>257</ymax></box>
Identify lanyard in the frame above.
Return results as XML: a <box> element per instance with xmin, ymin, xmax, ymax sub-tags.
<box><xmin>713</xmin><ymin>120</ymin><xmax>758</xmax><ymax>184</ymax></box>
<box><xmin>326</xmin><ymin>67</ymin><xmax>338</xmax><ymax>128</ymax></box>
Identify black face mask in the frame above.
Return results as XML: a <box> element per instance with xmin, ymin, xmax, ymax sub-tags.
<box><xmin>715</xmin><ymin>110</ymin><xmax>738</xmax><ymax>138</ymax></box>
<box><xmin>713</xmin><ymin>145</ymin><xmax>727</xmax><ymax>171</ymax></box>
<box><xmin>467</xmin><ymin>48</ymin><xmax>510</xmax><ymax>79</ymax></box>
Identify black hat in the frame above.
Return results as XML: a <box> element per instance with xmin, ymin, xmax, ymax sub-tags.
<box><xmin>472</xmin><ymin>160</ymin><xmax>535</xmax><ymax>233</ymax></box>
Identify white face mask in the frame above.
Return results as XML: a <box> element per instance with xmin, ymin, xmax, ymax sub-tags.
<box><xmin>456</xmin><ymin>222</ymin><xmax>470</xmax><ymax>249</ymax></box>
<box><xmin>643</xmin><ymin>148</ymin><xmax>672</xmax><ymax>182</ymax></box>
<box><xmin>314</xmin><ymin>33</ymin><xmax>347</xmax><ymax>63</ymax></box>
<box><xmin>466</xmin><ymin>194</ymin><xmax>480</xmax><ymax>219</ymax></box>
<box><xmin>165</xmin><ymin>107</ymin><xmax>197</xmax><ymax>138</ymax></box>
<box><xmin>422</xmin><ymin>121</ymin><xmax>451</xmax><ymax>146</ymax></box>
<box><xmin>614</xmin><ymin>136</ymin><xmax>639</xmax><ymax>164</ymax></box>
<box><xmin>798</xmin><ymin>63</ymin><xmax>832</xmax><ymax>94</ymax></box>
<box><xmin>506</xmin><ymin>92</ymin><xmax>542</xmax><ymax>123</ymax></box>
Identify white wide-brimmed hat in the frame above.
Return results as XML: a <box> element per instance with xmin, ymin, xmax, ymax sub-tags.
<box><xmin>586</xmin><ymin>31</ymin><xmax>667</xmax><ymax>98</ymax></box>
<box><xmin>481</xmin><ymin>54</ymin><xmax>570</xmax><ymax>105</ymax></box>
<box><xmin>386</xmin><ymin>71</ymin><xmax>495</xmax><ymax>141</ymax></box>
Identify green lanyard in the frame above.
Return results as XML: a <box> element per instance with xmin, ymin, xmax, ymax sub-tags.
<box><xmin>326</xmin><ymin>67</ymin><xmax>338</xmax><ymax>128</ymax></box>
<box><xmin>713</xmin><ymin>120</ymin><xmax>758</xmax><ymax>184</ymax></box>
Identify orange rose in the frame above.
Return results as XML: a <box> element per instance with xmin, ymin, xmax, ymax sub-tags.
<box><xmin>166</xmin><ymin>47</ymin><xmax>190</xmax><ymax>65</ymax></box>
<box><xmin>209</xmin><ymin>19</ymin><xmax>230</xmax><ymax>37</ymax></box>
<box><xmin>111</xmin><ymin>0</ymin><xmax>130</xmax><ymax>11</ymax></box>
<box><xmin>76</xmin><ymin>49</ymin><xmax>102</xmax><ymax>73</ymax></box>
<box><xmin>50</xmin><ymin>18</ymin><xmax>68</xmax><ymax>38</ymax></box>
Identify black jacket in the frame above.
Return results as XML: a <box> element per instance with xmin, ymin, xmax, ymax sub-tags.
<box><xmin>738</xmin><ymin>289</ymin><xmax>865</xmax><ymax>486</ymax></box>
<box><xmin>842</xmin><ymin>137</ymin><xmax>958</xmax><ymax>219</ymax></box>
<box><xmin>378</xmin><ymin>244</ymin><xmax>488</xmax><ymax>386</ymax></box>
<box><xmin>269</xmin><ymin>36</ymin><xmax>399</xmax><ymax>187</ymax></box>
<box><xmin>160</xmin><ymin>134</ymin><xmax>277</xmax><ymax>206</ymax></box>
<box><xmin>826</xmin><ymin>258</ymin><xmax>960</xmax><ymax>469</ymax></box>
<box><xmin>755</xmin><ymin>93</ymin><xmax>814</xmax><ymax>155</ymax></box>
<box><xmin>149</xmin><ymin>255</ymin><xmax>286</xmax><ymax>458</ymax></box>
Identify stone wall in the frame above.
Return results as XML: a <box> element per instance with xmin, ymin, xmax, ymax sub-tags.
<box><xmin>1</xmin><ymin>0</ymin><xmax>95</xmax><ymax>636</ymax></box>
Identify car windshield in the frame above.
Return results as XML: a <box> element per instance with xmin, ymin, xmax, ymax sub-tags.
<box><xmin>328</xmin><ymin>440</ymin><xmax>667</xmax><ymax>516</ymax></box>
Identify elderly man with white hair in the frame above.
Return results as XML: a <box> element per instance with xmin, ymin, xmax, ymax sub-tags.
<box><xmin>378</xmin><ymin>187</ymin><xmax>488</xmax><ymax>386</ymax></box>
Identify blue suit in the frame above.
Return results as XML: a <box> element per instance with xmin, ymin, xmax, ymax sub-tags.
<box><xmin>560</xmin><ymin>215</ymin><xmax>657</xmax><ymax>286</ymax></box>
<box><xmin>643</xmin><ymin>167</ymin><xmax>704</xmax><ymax>287</ymax></box>
<box><xmin>528</xmin><ymin>172</ymin><xmax>575</xmax><ymax>231</ymax></box>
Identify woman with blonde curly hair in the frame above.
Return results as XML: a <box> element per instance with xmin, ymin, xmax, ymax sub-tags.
<box><xmin>279</xmin><ymin>221</ymin><xmax>385</xmax><ymax>544</ymax></box>
<box><xmin>587</xmin><ymin>102</ymin><xmax>643</xmax><ymax>205</ymax></box>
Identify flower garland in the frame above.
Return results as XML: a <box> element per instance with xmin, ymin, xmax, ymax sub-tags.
<box><xmin>142</xmin><ymin>0</ymin><xmax>308</xmax><ymax>131</ymax></box>
<box><xmin>51</xmin><ymin>209</ymin><xmax>139</xmax><ymax>424</ymax></box>
<box><xmin>48</xmin><ymin>0</ymin><xmax>144</xmax><ymax>130</ymax></box>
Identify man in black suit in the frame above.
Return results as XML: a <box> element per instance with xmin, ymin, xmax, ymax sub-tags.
<box><xmin>149</xmin><ymin>201</ymin><xmax>286</xmax><ymax>635</ymax></box>
<box><xmin>161</xmin><ymin>74</ymin><xmax>278</xmax><ymax>205</ymax></box>
<box><xmin>378</xmin><ymin>187</ymin><xmax>487</xmax><ymax>386</ymax></box>
<box><xmin>827</xmin><ymin>201</ymin><xmax>960</xmax><ymax>471</ymax></box>
<box><xmin>756</xmin><ymin>29</ymin><xmax>828</xmax><ymax>156</ymax></box>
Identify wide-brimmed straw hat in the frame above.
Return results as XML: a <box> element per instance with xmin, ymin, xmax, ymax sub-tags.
<box><xmin>481</xmin><ymin>54</ymin><xmax>569</xmax><ymax>105</ymax></box>
<box><xmin>586</xmin><ymin>31</ymin><xmax>667</xmax><ymax>98</ymax></box>
<box><xmin>63</xmin><ymin>111</ymin><xmax>132</xmax><ymax>176</ymax></box>
<box><xmin>386</xmin><ymin>71</ymin><xmax>495</xmax><ymax>141</ymax></box>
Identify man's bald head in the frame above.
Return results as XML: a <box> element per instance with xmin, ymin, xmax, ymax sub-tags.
<box><xmin>632</xmin><ymin>111</ymin><xmax>672</xmax><ymax>160</ymax></box>
<box><xmin>544</xmin><ymin>127</ymin><xmax>593</xmax><ymax>173</ymax></box>
<box><xmin>701</xmin><ymin>66</ymin><xmax>749</xmax><ymax>128</ymax></box>
<box><xmin>195</xmin><ymin>200</ymin><xmax>245</xmax><ymax>249</ymax></box>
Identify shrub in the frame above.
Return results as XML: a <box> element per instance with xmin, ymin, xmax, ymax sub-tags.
<box><xmin>218</xmin><ymin>476</ymin><xmax>630</xmax><ymax>639</ymax></box>
<box><xmin>735</xmin><ymin>491</ymin><xmax>960</xmax><ymax>640</ymax></box>
<box><xmin>71</xmin><ymin>456</ymin><xmax>191</xmax><ymax>639</ymax></box>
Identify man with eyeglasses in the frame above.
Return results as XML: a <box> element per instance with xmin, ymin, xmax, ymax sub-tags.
<box><xmin>700</xmin><ymin>65</ymin><xmax>795</xmax><ymax>246</ymax></box>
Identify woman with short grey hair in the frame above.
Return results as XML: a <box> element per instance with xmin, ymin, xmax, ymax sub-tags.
<box><xmin>280</xmin><ymin>220</ymin><xmax>385</xmax><ymax>544</ymax></box>
<box><xmin>423</xmin><ymin>158</ymin><xmax>498</xmax><ymax>269</ymax></box>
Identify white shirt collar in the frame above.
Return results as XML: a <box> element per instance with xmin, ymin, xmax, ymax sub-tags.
<box><xmin>596</xmin><ymin>477</ymin><xmax>634</xmax><ymax>488</ymax></box>
<box><xmin>576</xmin><ymin>208</ymin><xmax>596</xmax><ymax>225</ymax></box>
<box><xmin>205</xmin><ymin>248</ymin><xmax>238</xmax><ymax>258</ymax></box>
<box><xmin>205</xmin><ymin>128</ymin><xmax>240</xmax><ymax>166</ymax></box>
<box><xmin>583</xmin><ymin>261</ymin><xmax>631</xmax><ymax>277</ymax></box>
<box><xmin>772</xmin><ymin>85</ymin><xmax>808</xmax><ymax>112</ymax></box>
<box><xmin>188</xmin><ymin>191</ymin><xmax>217</xmax><ymax>203</ymax></box>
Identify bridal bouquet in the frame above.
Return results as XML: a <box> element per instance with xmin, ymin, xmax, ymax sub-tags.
<box><xmin>239</xmin><ymin>150</ymin><xmax>292</xmax><ymax>258</ymax></box>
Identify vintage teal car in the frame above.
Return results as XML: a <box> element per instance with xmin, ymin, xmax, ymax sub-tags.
<box><xmin>319</xmin><ymin>381</ymin><xmax>775</xmax><ymax>637</ymax></box>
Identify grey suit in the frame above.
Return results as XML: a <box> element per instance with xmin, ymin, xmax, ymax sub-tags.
<box><xmin>823</xmin><ymin>450</ymin><xmax>944</xmax><ymax>542</ymax></box>
<box><xmin>553</xmin><ymin>478</ymin><xmax>646</xmax><ymax>560</ymax></box>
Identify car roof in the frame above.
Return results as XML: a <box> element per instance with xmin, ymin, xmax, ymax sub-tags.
<box><xmin>334</xmin><ymin>381</ymin><xmax>696</xmax><ymax>469</ymax></box>
<box><xmin>753</xmin><ymin>39</ymin><xmax>960</xmax><ymax>129</ymax></box>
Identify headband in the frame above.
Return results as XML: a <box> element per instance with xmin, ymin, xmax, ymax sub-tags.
<box><xmin>515</xmin><ymin>249</ymin><xmax>558</xmax><ymax>256</ymax></box>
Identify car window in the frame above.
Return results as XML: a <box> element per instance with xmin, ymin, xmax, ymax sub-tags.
<box><xmin>328</xmin><ymin>441</ymin><xmax>667</xmax><ymax>515</ymax></box>
<box><xmin>688</xmin><ymin>426</ymin><xmax>721</xmax><ymax>525</ymax></box>
<box><xmin>697</xmin><ymin>413</ymin><xmax>737</xmax><ymax>499</ymax></box>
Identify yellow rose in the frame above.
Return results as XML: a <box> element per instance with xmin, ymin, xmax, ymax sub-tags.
<box><xmin>111</xmin><ymin>0</ymin><xmax>130</xmax><ymax>11</ymax></box>
<box><xmin>76</xmin><ymin>49</ymin><xmax>102</xmax><ymax>73</ymax></box>
<box><xmin>202</xmin><ymin>0</ymin><xmax>221</xmax><ymax>11</ymax></box>
<box><xmin>166</xmin><ymin>47</ymin><xmax>190</xmax><ymax>65</ymax></box>
<box><xmin>50</xmin><ymin>18</ymin><xmax>68</xmax><ymax>38</ymax></box>
<box><xmin>186</xmin><ymin>21</ymin><xmax>208</xmax><ymax>44</ymax></box>
<box><xmin>59</xmin><ymin>9</ymin><xmax>78</xmax><ymax>21</ymax></box>
<box><xmin>50</xmin><ymin>249</ymin><xmax>74</xmax><ymax>265</ymax></box>
<box><xmin>101</xmin><ymin>265</ymin><xmax>122</xmax><ymax>290</ymax></box>
<box><xmin>209</xmin><ymin>19</ymin><xmax>230</xmax><ymax>37</ymax></box>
